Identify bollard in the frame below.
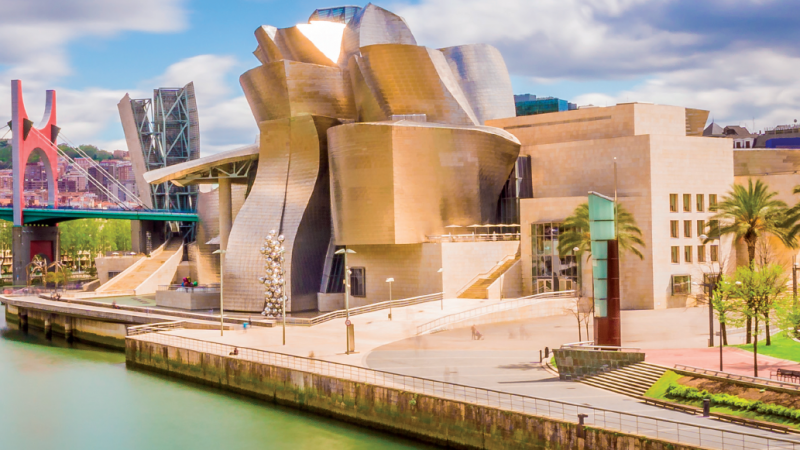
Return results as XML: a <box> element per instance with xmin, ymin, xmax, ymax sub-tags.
<box><xmin>703</xmin><ymin>399</ymin><xmax>710</xmax><ymax>417</ymax></box>
<box><xmin>577</xmin><ymin>414</ymin><xmax>589</xmax><ymax>438</ymax></box>
<box><xmin>539</xmin><ymin>349</ymin><xmax>543</xmax><ymax>363</ymax></box>
<box><xmin>545</xmin><ymin>346</ymin><xmax>550</xmax><ymax>358</ymax></box>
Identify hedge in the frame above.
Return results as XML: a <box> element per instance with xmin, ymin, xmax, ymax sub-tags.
<box><xmin>666</xmin><ymin>383</ymin><xmax>800</xmax><ymax>421</ymax></box>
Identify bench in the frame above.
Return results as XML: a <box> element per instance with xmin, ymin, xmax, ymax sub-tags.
<box><xmin>774</xmin><ymin>368</ymin><xmax>800</xmax><ymax>384</ymax></box>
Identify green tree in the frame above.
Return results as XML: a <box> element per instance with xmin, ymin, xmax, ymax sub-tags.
<box><xmin>709</xmin><ymin>179</ymin><xmax>798</xmax><ymax>343</ymax></box>
<box><xmin>557</xmin><ymin>202</ymin><xmax>646</xmax><ymax>260</ymax></box>
<box><xmin>710</xmin><ymin>274</ymin><xmax>744</xmax><ymax>346</ymax></box>
<box><xmin>731</xmin><ymin>264</ymin><xmax>787</xmax><ymax>376</ymax></box>
<box><xmin>0</xmin><ymin>220</ymin><xmax>12</xmax><ymax>278</ymax></box>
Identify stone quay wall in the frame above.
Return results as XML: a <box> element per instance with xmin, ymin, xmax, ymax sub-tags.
<box><xmin>127</xmin><ymin>337</ymin><xmax>702</xmax><ymax>450</ymax></box>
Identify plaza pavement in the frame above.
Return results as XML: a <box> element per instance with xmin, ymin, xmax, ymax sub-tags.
<box><xmin>164</xmin><ymin>299</ymin><xmax>800</xmax><ymax>443</ymax></box>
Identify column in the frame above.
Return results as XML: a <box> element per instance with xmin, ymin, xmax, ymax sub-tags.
<box><xmin>218</xmin><ymin>178</ymin><xmax>233</xmax><ymax>251</ymax></box>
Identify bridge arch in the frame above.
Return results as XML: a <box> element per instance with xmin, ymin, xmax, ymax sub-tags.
<box><xmin>25</xmin><ymin>147</ymin><xmax>57</xmax><ymax>208</ymax></box>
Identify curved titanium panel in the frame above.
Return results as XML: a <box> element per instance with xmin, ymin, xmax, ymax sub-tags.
<box><xmin>224</xmin><ymin>116</ymin><xmax>339</xmax><ymax>312</ymax></box>
<box><xmin>358</xmin><ymin>44</ymin><xmax>478</xmax><ymax>126</ymax></box>
<box><xmin>440</xmin><ymin>44</ymin><xmax>516</xmax><ymax>124</ymax></box>
<box><xmin>339</xmin><ymin>3</ymin><xmax>417</xmax><ymax>66</ymax></box>
<box><xmin>254</xmin><ymin>25</ymin><xmax>284</xmax><ymax>64</ymax></box>
<box><xmin>275</xmin><ymin>26</ymin><xmax>339</xmax><ymax>67</ymax></box>
<box><xmin>240</xmin><ymin>61</ymin><xmax>355</xmax><ymax>124</ymax></box>
<box><xmin>328</xmin><ymin>121</ymin><xmax>520</xmax><ymax>246</ymax></box>
<box><xmin>347</xmin><ymin>55</ymin><xmax>388</xmax><ymax>122</ymax></box>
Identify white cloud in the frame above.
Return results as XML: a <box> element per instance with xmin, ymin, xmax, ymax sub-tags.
<box><xmin>389</xmin><ymin>0</ymin><xmax>800</xmax><ymax>128</ymax></box>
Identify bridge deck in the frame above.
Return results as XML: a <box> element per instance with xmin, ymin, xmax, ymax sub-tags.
<box><xmin>0</xmin><ymin>207</ymin><xmax>199</xmax><ymax>224</ymax></box>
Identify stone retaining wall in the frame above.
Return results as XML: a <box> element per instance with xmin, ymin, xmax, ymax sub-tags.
<box><xmin>127</xmin><ymin>338</ymin><xmax>703</xmax><ymax>450</ymax></box>
<box><xmin>552</xmin><ymin>348</ymin><xmax>645</xmax><ymax>380</ymax></box>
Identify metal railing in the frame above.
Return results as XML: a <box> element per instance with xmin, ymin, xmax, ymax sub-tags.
<box><xmin>127</xmin><ymin>321</ymin><xmax>185</xmax><ymax>336</ymax></box>
<box><xmin>455</xmin><ymin>254</ymin><xmax>519</xmax><ymax>298</ymax></box>
<box><xmin>285</xmin><ymin>293</ymin><xmax>443</xmax><ymax>326</ymax></box>
<box><xmin>425</xmin><ymin>233</ymin><xmax>521</xmax><ymax>243</ymax></box>
<box><xmin>416</xmin><ymin>290</ymin><xmax>576</xmax><ymax>335</ymax></box>
<box><xmin>560</xmin><ymin>341</ymin><xmax>643</xmax><ymax>352</ymax></box>
<box><xmin>674</xmin><ymin>364</ymin><xmax>800</xmax><ymax>391</ymax></box>
<box><xmin>158</xmin><ymin>284</ymin><xmax>221</xmax><ymax>293</ymax></box>
<box><xmin>130</xmin><ymin>331</ymin><xmax>800</xmax><ymax>450</ymax></box>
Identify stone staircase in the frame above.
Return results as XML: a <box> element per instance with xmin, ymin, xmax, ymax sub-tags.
<box><xmin>579</xmin><ymin>362</ymin><xmax>667</xmax><ymax>397</ymax></box>
<box><xmin>99</xmin><ymin>238</ymin><xmax>183</xmax><ymax>292</ymax></box>
<box><xmin>457</xmin><ymin>256</ymin><xmax>520</xmax><ymax>299</ymax></box>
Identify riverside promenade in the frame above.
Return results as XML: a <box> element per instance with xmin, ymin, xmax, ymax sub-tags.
<box><xmin>127</xmin><ymin>299</ymin><xmax>800</xmax><ymax>450</ymax></box>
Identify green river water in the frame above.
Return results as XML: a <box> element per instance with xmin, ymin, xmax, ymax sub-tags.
<box><xmin>0</xmin><ymin>305</ymin><xmax>432</xmax><ymax>450</ymax></box>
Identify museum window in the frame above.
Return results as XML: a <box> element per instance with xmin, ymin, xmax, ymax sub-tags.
<box><xmin>671</xmin><ymin>246</ymin><xmax>679</xmax><ymax>264</ymax></box>
<box><xmin>683</xmin><ymin>220</ymin><xmax>692</xmax><ymax>238</ymax></box>
<box><xmin>709</xmin><ymin>194</ymin><xmax>718</xmax><ymax>210</ymax></box>
<box><xmin>709</xmin><ymin>219</ymin><xmax>719</xmax><ymax>234</ymax></box>
<box><xmin>350</xmin><ymin>267</ymin><xmax>366</xmax><ymax>297</ymax></box>
<box><xmin>696</xmin><ymin>194</ymin><xmax>704</xmax><ymax>212</ymax></box>
<box><xmin>697</xmin><ymin>245</ymin><xmax>706</xmax><ymax>263</ymax></box>
<box><xmin>683</xmin><ymin>194</ymin><xmax>691</xmax><ymax>212</ymax></box>
<box><xmin>670</xmin><ymin>220</ymin><xmax>678</xmax><ymax>238</ymax></box>
<box><xmin>670</xmin><ymin>194</ymin><xmax>678</xmax><ymax>212</ymax></box>
<box><xmin>684</xmin><ymin>246</ymin><xmax>693</xmax><ymax>263</ymax></box>
<box><xmin>697</xmin><ymin>219</ymin><xmax>705</xmax><ymax>237</ymax></box>
<box><xmin>672</xmin><ymin>275</ymin><xmax>691</xmax><ymax>295</ymax></box>
<box><xmin>531</xmin><ymin>222</ymin><xmax>578</xmax><ymax>294</ymax></box>
<box><xmin>710</xmin><ymin>245</ymin><xmax>719</xmax><ymax>262</ymax></box>
<box><xmin>746</xmin><ymin>141</ymin><xmax>751</xmax><ymax>148</ymax></box>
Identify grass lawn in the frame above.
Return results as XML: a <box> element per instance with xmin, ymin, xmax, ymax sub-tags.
<box><xmin>644</xmin><ymin>370</ymin><xmax>800</xmax><ymax>429</ymax></box>
<box><xmin>736</xmin><ymin>331</ymin><xmax>800</xmax><ymax>363</ymax></box>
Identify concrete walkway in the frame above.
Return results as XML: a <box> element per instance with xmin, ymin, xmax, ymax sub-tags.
<box><xmin>646</xmin><ymin>347</ymin><xmax>800</xmax><ymax>377</ymax></box>
<box><xmin>158</xmin><ymin>303</ymin><xmax>800</xmax><ymax>445</ymax></box>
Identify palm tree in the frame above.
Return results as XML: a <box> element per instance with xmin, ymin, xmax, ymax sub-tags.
<box><xmin>557</xmin><ymin>202</ymin><xmax>646</xmax><ymax>260</ymax></box>
<box><xmin>710</xmin><ymin>178</ymin><xmax>799</xmax><ymax>344</ymax></box>
<box><xmin>710</xmin><ymin>179</ymin><xmax>797</xmax><ymax>265</ymax></box>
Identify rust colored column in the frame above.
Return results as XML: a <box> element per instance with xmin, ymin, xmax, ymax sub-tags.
<box><xmin>594</xmin><ymin>239</ymin><xmax>621</xmax><ymax>346</ymax></box>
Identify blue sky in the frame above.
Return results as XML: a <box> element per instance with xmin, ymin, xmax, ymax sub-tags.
<box><xmin>1</xmin><ymin>0</ymin><xmax>799</xmax><ymax>154</ymax></box>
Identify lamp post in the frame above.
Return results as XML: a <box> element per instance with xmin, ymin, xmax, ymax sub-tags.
<box><xmin>212</xmin><ymin>249</ymin><xmax>226</xmax><ymax>336</ymax></box>
<box><xmin>573</xmin><ymin>246</ymin><xmax>581</xmax><ymax>296</ymax></box>
<box><xmin>437</xmin><ymin>268</ymin><xmax>444</xmax><ymax>310</ymax></box>
<box><xmin>335</xmin><ymin>247</ymin><xmax>357</xmax><ymax>354</ymax></box>
<box><xmin>386</xmin><ymin>277</ymin><xmax>394</xmax><ymax>320</ymax></box>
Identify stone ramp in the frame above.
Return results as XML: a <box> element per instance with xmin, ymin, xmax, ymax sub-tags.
<box><xmin>97</xmin><ymin>238</ymin><xmax>183</xmax><ymax>293</ymax></box>
<box><xmin>580</xmin><ymin>362</ymin><xmax>667</xmax><ymax>397</ymax></box>
<box><xmin>458</xmin><ymin>256</ymin><xmax>520</xmax><ymax>299</ymax></box>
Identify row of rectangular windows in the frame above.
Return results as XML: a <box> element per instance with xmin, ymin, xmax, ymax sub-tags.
<box><xmin>671</xmin><ymin>245</ymin><xmax>718</xmax><ymax>264</ymax></box>
<box><xmin>669</xmin><ymin>194</ymin><xmax>717</xmax><ymax>213</ymax></box>
<box><xmin>670</xmin><ymin>219</ymin><xmax>719</xmax><ymax>238</ymax></box>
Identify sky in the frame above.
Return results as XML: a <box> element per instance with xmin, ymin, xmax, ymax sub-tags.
<box><xmin>0</xmin><ymin>0</ymin><xmax>798</xmax><ymax>155</ymax></box>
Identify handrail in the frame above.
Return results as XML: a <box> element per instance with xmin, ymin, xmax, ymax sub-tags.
<box><xmin>416</xmin><ymin>290</ymin><xmax>575</xmax><ymax>335</ymax></box>
<box><xmin>674</xmin><ymin>364</ymin><xmax>800</xmax><ymax>391</ymax></box>
<box><xmin>455</xmin><ymin>253</ymin><xmax>519</xmax><ymax>298</ymax></box>
<box><xmin>284</xmin><ymin>292</ymin><xmax>444</xmax><ymax>326</ymax></box>
<box><xmin>425</xmin><ymin>233</ymin><xmax>520</xmax><ymax>243</ymax></box>
<box><xmin>130</xmin><ymin>331</ymin><xmax>800</xmax><ymax>450</ymax></box>
<box><xmin>560</xmin><ymin>342</ymin><xmax>642</xmax><ymax>352</ymax></box>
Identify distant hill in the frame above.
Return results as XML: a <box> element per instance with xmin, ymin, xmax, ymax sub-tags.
<box><xmin>0</xmin><ymin>140</ymin><xmax>117</xmax><ymax>170</ymax></box>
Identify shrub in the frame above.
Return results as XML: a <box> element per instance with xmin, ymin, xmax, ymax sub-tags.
<box><xmin>665</xmin><ymin>383</ymin><xmax>800</xmax><ymax>421</ymax></box>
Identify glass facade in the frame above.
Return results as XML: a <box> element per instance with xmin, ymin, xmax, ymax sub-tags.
<box><xmin>531</xmin><ymin>222</ymin><xmax>578</xmax><ymax>294</ymax></box>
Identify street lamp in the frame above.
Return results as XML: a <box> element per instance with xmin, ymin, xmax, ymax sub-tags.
<box><xmin>212</xmin><ymin>249</ymin><xmax>226</xmax><ymax>336</ymax></box>
<box><xmin>335</xmin><ymin>247</ymin><xmax>357</xmax><ymax>354</ymax></box>
<box><xmin>573</xmin><ymin>246</ymin><xmax>581</xmax><ymax>295</ymax></box>
<box><xmin>437</xmin><ymin>268</ymin><xmax>444</xmax><ymax>310</ymax></box>
<box><xmin>386</xmin><ymin>277</ymin><xmax>394</xmax><ymax>320</ymax></box>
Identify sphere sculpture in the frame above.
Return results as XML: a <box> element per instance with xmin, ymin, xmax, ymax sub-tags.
<box><xmin>259</xmin><ymin>230</ymin><xmax>286</xmax><ymax>318</ymax></box>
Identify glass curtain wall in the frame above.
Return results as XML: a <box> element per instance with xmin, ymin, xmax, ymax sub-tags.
<box><xmin>531</xmin><ymin>222</ymin><xmax>579</xmax><ymax>294</ymax></box>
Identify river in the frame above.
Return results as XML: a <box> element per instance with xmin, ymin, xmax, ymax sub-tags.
<box><xmin>0</xmin><ymin>305</ymin><xmax>432</xmax><ymax>450</ymax></box>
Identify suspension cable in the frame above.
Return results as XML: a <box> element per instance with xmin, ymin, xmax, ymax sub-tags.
<box><xmin>57</xmin><ymin>133</ymin><xmax>149</xmax><ymax>210</ymax></box>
